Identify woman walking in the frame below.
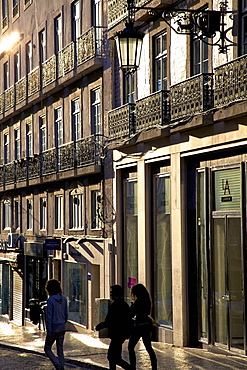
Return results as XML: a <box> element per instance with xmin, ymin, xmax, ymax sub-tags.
<box><xmin>128</xmin><ymin>284</ymin><xmax>157</xmax><ymax>370</ymax></box>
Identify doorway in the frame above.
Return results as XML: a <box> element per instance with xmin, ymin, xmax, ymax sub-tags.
<box><xmin>212</xmin><ymin>213</ymin><xmax>244</xmax><ymax>351</ymax></box>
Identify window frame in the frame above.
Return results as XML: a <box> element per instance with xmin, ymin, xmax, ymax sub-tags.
<box><xmin>55</xmin><ymin>194</ymin><xmax>63</xmax><ymax>230</ymax></box>
<box><xmin>154</xmin><ymin>31</ymin><xmax>167</xmax><ymax>92</ymax></box>
<box><xmin>27</xmin><ymin>198</ymin><xmax>33</xmax><ymax>230</ymax></box>
<box><xmin>69</xmin><ymin>190</ymin><xmax>84</xmax><ymax>230</ymax></box>
<box><xmin>40</xmin><ymin>197</ymin><xmax>47</xmax><ymax>230</ymax></box>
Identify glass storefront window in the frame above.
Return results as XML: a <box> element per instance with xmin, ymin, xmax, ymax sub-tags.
<box><xmin>64</xmin><ymin>262</ymin><xmax>87</xmax><ymax>326</ymax></box>
<box><xmin>154</xmin><ymin>174</ymin><xmax>172</xmax><ymax>328</ymax></box>
<box><xmin>214</xmin><ymin>167</ymin><xmax>241</xmax><ymax>211</ymax></box>
<box><xmin>0</xmin><ymin>263</ymin><xmax>10</xmax><ymax>315</ymax></box>
<box><xmin>197</xmin><ymin>169</ymin><xmax>208</xmax><ymax>341</ymax></box>
<box><xmin>123</xmin><ymin>178</ymin><xmax>138</xmax><ymax>301</ymax></box>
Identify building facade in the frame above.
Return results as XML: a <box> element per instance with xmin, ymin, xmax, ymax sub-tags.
<box><xmin>0</xmin><ymin>0</ymin><xmax>113</xmax><ymax>331</ymax></box>
<box><xmin>108</xmin><ymin>0</ymin><xmax>247</xmax><ymax>355</ymax></box>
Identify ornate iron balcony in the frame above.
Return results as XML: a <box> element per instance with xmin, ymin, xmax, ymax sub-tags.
<box><xmin>58</xmin><ymin>142</ymin><xmax>75</xmax><ymax>171</ymax></box>
<box><xmin>77</xmin><ymin>26</ymin><xmax>104</xmax><ymax>65</ymax></box>
<box><xmin>135</xmin><ymin>90</ymin><xmax>169</xmax><ymax>132</ymax></box>
<box><xmin>41</xmin><ymin>148</ymin><xmax>57</xmax><ymax>175</ymax></box>
<box><xmin>16</xmin><ymin>159</ymin><xmax>27</xmax><ymax>182</ymax></box>
<box><xmin>4</xmin><ymin>86</ymin><xmax>15</xmax><ymax>111</ymax></box>
<box><xmin>42</xmin><ymin>55</ymin><xmax>56</xmax><ymax>88</ymax></box>
<box><xmin>0</xmin><ymin>167</ymin><xmax>4</xmax><ymax>186</ymax></box>
<box><xmin>28</xmin><ymin>66</ymin><xmax>41</xmax><ymax>97</ymax></box>
<box><xmin>58</xmin><ymin>42</ymin><xmax>75</xmax><ymax>78</ymax></box>
<box><xmin>5</xmin><ymin>163</ymin><xmax>15</xmax><ymax>184</ymax></box>
<box><xmin>76</xmin><ymin>135</ymin><xmax>98</xmax><ymax>167</ymax></box>
<box><xmin>214</xmin><ymin>54</ymin><xmax>247</xmax><ymax>108</ymax></box>
<box><xmin>0</xmin><ymin>93</ymin><xmax>4</xmax><ymax>114</ymax></box>
<box><xmin>108</xmin><ymin>103</ymin><xmax>135</xmax><ymax>140</ymax></box>
<box><xmin>170</xmin><ymin>73</ymin><xmax>213</xmax><ymax>121</ymax></box>
<box><xmin>15</xmin><ymin>77</ymin><xmax>27</xmax><ymax>105</ymax></box>
<box><xmin>108</xmin><ymin>0</ymin><xmax>159</xmax><ymax>29</ymax></box>
<box><xmin>28</xmin><ymin>155</ymin><xmax>41</xmax><ymax>179</ymax></box>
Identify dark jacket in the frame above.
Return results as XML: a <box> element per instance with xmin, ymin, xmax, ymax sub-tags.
<box><xmin>96</xmin><ymin>298</ymin><xmax>132</xmax><ymax>339</ymax></box>
<box><xmin>46</xmin><ymin>293</ymin><xmax>68</xmax><ymax>335</ymax></box>
<box><xmin>130</xmin><ymin>299</ymin><xmax>151</xmax><ymax>325</ymax></box>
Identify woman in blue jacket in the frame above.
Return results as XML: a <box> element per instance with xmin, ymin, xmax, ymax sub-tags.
<box><xmin>44</xmin><ymin>279</ymin><xmax>68</xmax><ymax>370</ymax></box>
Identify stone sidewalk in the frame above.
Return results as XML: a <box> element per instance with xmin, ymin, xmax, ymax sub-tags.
<box><xmin>1</xmin><ymin>321</ymin><xmax>247</xmax><ymax>369</ymax></box>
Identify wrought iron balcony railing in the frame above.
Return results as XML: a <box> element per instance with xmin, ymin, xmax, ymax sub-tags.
<box><xmin>76</xmin><ymin>135</ymin><xmax>98</xmax><ymax>167</ymax></box>
<box><xmin>4</xmin><ymin>86</ymin><xmax>15</xmax><ymax>111</ymax></box>
<box><xmin>214</xmin><ymin>54</ymin><xmax>247</xmax><ymax>108</ymax></box>
<box><xmin>170</xmin><ymin>73</ymin><xmax>213</xmax><ymax>121</ymax></box>
<box><xmin>108</xmin><ymin>103</ymin><xmax>135</xmax><ymax>140</ymax></box>
<box><xmin>41</xmin><ymin>148</ymin><xmax>57</xmax><ymax>175</ymax></box>
<box><xmin>0</xmin><ymin>136</ymin><xmax>101</xmax><ymax>187</ymax></box>
<box><xmin>42</xmin><ymin>55</ymin><xmax>56</xmax><ymax>88</ymax></box>
<box><xmin>15</xmin><ymin>76</ymin><xmax>27</xmax><ymax>105</ymax></box>
<box><xmin>5</xmin><ymin>163</ymin><xmax>15</xmax><ymax>184</ymax></box>
<box><xmin>58</xmin><ymin>42</ymin><xmax>75</xmax><ymax>78</ymax></box>
<box><xmin>28</xmin><ymin>66</ymin><xmax>41</xmax><ymax>97</ymax></box>
<box><xmin>135</xmin><ymin>90</ymin><xmax>169</xmax><ymax>132</ymax></box>
<box><xmin>108</xmin><ymin>0</ymin><xmax>153</xmax><ymax>29</ymax></box>
<box><xmin>77</xmin><ymin>26</ymin><xmax>105</xmax><ymax>65</ymax></box>
<box><xmin>0</xmin><ymin>93</ymin><xmax>4</xmax><ymax>114</ymax></box>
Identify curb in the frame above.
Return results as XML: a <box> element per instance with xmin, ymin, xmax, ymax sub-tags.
<box><xmin>0</xmin><ymin>342</ymin><xmax>108</xmax><ymax>370</ymax></box>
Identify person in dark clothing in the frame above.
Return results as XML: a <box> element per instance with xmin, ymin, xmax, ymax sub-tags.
<box><xmin>128</xmin><ymin>284</ymin><xmax>157</xmax><ymax>370</ymax></box>
<box><xmin>96</xmin><ymin>285</ymin><xmax>132</xmax><ymax>370</ymax></box>
<box><xmin>44</xmin><ymin>279</ymin><xmax>68</xmax><ymax>370</ymax></box>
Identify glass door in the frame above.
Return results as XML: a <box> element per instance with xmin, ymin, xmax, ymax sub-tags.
<box><xmin>212</xmin><ymin>214</ymin><xmax>244</xmax><ymax>351</ymax></box>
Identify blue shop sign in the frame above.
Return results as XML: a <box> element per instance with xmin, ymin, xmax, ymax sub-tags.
<box><xmin>44</xmin><ymin>239</ymin><xmax>61</xmax><ymax>250</ymax></box>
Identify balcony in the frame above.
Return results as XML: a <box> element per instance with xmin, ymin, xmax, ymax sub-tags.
<box><xmin>28</xmin><ymin>66</ymin><xmax>40</xmax><ymax>97</ymax></box>
<box><xmin>4</xmin><ymin>86</ymin><xmax>15</xmax><ymax>111</ymax></box>
<box><xmin>77</xmin><ymin>26</ymin><xmax>105</xmax><ymax>66</ymax></box>
<box><xmin>58</xmin><ymin>42</ymin><xmax>75</xmax><ymax>78</ymax></box>
<box><xmin>214</xmin><ymin>54</ymin><xmax>247</xmax><ymax>108</ymax></box>
<box><xmin>15</xmin><ymin>77</ymin><xmax>27</xmax><ymax>105</ymax></box>
<box><xmin>42</xmin><ymin>55</ymin><xmax>56</xmax><ymax>88</ymax></box>
<box><xmin>108</xmin><ymin>0</ymin><xmax>172</xmax><ymax>29</ymax></box>
<box><xmin>135</xmin><ymin>90</ymin><xmax>169</xmax><ymax>132</ymax></box>
<box><xmin>108</xmin><ymin>103</ymin><xmax>135</xmax><ymax>140</ymax></box>
<box><xmin>170</xmin><ymin>73</ymin><xmax>213</xmax><ymax>121</ymax></box>
<box><xmin>0</xmin><ymin>136</ymin><xmax>101</xmax><ymax>187</ymax></box>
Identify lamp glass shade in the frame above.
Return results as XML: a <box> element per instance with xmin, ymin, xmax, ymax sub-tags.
<box><xmin>115</xmin><ymin>26</ymin><xmax>144</xmax><ymax>71</ymax></box>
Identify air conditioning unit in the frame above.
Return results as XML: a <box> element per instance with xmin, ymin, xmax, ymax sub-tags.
<box><xmin>8</xmin><ymin>233</ymin><xmax>19</xmax><ymax>249</ymax></box>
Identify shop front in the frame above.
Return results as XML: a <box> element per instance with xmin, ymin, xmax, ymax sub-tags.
<box><xmin>197</xmin><ymin>162</ymin><xmax>246</xmax><ymax>352</ymax></box>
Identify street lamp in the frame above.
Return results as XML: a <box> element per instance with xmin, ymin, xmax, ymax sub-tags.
<box><xmin>115</xmin><ymin>21</ymin><xmax>144</xmax><ymax>72</ymax></box>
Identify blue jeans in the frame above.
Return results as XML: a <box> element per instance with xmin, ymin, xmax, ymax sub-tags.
<box><xmin>44</xmin><ymin>331</ymin><xmax>65</xmax><ymax>370</ymax></box>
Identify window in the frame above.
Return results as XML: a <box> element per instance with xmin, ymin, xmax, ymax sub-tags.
<box><xmin>14</xmin><ymin>200</ymin><xmax>20</xmax><ymax>229</ymax></box>
<box><xmin>154</xmin><ymin>31</ymin><xmax>167</xmax><ymax>91</ymax></box>
<box><xmin>153</xmin><ymin>173</ymin><xmax>172</xmax><ymax>328</ymax></box>
<box><xmin>2</xmin><ymin>0</ymin><xmax>8</xmax><ymax>28</ymax></box>
<box><xmin>54</xmin><ymin>107</ymin><xmax>63</xmax><ymax>147</ymax></box>
<box><xmin>39</xmin><ymin>29</ymin><xmax>46</xmax><ymax>64</ymax></box>
<box><xmin>26</xmin><ymin>41</ymin><xmax>32</xmax><ymax>74</ymax></box>
<box><xmin>40</xmin><ymin>197</ymin><xmax>46</xmax><ymax>230</ymax></box>
<box><xmin>91</xmin><ymin>88</ymin><xmax>101</xmax><ymax>136</ymax></box>
<box><xmin>26</xmin><ymin>123</ymin><xmax>33</xmax><ymax>157</ymax></box>
<box><xmin>72</xmin><ymin>99</ymin><xmax>81</xmax><ymax>141</ymax></box>
<box><xmin>241</xmin><ymin>1</ymin><xmax>247</xmax><ymax>54</ymax></box>
<box><xmin>4</xmin><ymin>61</ymin><xmax>9</xmax><ymax>90</ymax></box>
<box><xmin>39</xmin><ymin>116</ymin><xmax>46</xmax><ymax>153</ymax></box>
<box><xmin>55</xmin><ymin>195</ymin><xmax>63</xmax><ymax>230</ymax></box>
<box><xmin>27</xmin><ymin>198</ymin><xmax>33</xmax><ymax>230</ymax></box>
<box><xmin>72</xmin><ymin>1</ymin><xmax>81</xmax><ymax>41</ymax></box>
<box><xmin>13</xmin><ymin>0</ymin><xmax>19</xmax><ymax>17</ymax></box>
<box><xmin>3</xmin><ymin>201</ymin><xmax>11</xmax><ymax>229</ymax></box>
<box><xmin>123</xmin><ymin>177</ymin><xmax>138</xmax><ymax>300</ymax></box>
<box><xmin>192</xmin><ymin>36</ymin><xmax>208</xmax><ymax>75</ymax></box>
<box><xmin>14</xmin><ymin>52</ymin><xmax>20</xmax><ymax>83</ymax></box>
<box><xmin>4</xmin><ymin>133</ymin><xmax>9</xmax><ymax>164</ymax></box>
<box><xmin>14</xmin><ymin>128</ymin><xmax>20</xmax><ymax>160</ymax></box>
<box><xmin>70</xmin><ymin>191</ymin><xmax>84</xmax><ymax>229</ymax></box>
<box><xmin>92</xmin><ymin>0</ymin><xmax>102</xmax><ymax>53</ymax></box>
<box><xmin>124</xmin><ymin>74</ymin><xmax>135</xmax><ymax>104</ymax></box>
<box><xmin>55</xmin><ymin>15</ymin><xmax>62</xmax><ymax>53</ymax></box>
<box><xmin>91</xmin><ymin>190</ymin><xmax>101</xmax><ymax>229</ymax></box>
